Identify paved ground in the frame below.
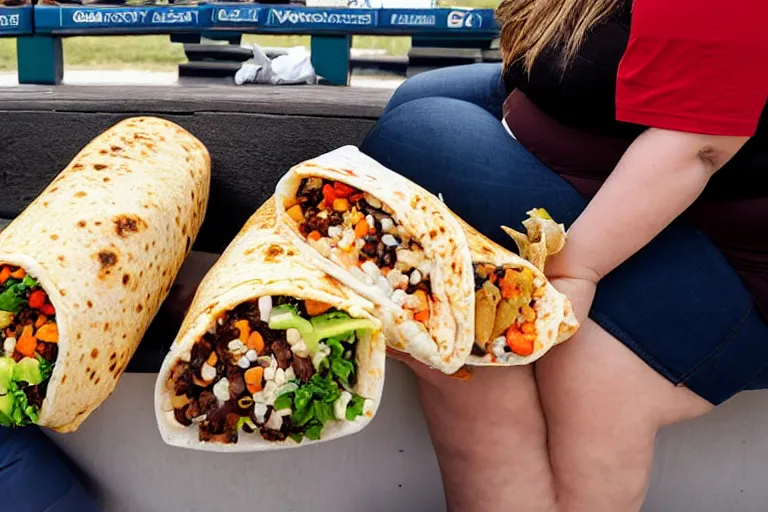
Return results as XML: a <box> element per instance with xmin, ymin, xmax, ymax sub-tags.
<box><xmin>0</xmin><ymin>69</ymin><xmax>404</xmax><ymax>88</ymax></box>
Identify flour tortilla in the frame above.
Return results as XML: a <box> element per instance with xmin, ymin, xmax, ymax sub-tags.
<box><xmin>154</xmin><ymin>199</ymin><xmax>387</xmax><ymax>452</ymax></box>
<box><xmin>0</xmin><ymin>117</ymin><xmax>210</xmax><ymax>432</ymax></box>
<box><xmin>460</xmin><ymin>220</ymin><xmax>579</xmax><ymax>366</ymax></box>
<box><xmin>275</xmin><ymin>146</ymin><xmax>475</xmax><ymax>375</ymax></box>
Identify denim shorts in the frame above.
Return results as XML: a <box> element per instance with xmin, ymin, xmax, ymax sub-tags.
<box><xmin>360</xmin><ymin>64</ymin><xmax>768</xmax><ymax>405</ymax></box>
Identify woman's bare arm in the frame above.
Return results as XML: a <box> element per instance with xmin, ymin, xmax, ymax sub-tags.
<box><xmin>547</xmin><ymin>128</ymin><xmax>748</xmax><ymax>282</ymax></box>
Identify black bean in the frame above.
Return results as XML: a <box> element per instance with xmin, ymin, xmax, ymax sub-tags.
<box><xmin>471</xmin><ymin>344</ymin><xmax>487</xmax><ymax>356</ymax></box>
<box><xmin>174</xmin><ymin>405</ymin><xmax>192</xmax><ymax>426</ymax></box>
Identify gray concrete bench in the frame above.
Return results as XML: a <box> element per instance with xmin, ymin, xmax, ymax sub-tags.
<box><xmin>0</xmin><ymin>85</ymin><xmax>766</xmax><ymax>512</ymax></box>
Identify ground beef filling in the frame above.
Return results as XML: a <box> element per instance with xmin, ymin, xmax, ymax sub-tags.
<box><xmin>287</xmin><ymin>178</ymin><xmax>433</xmax><ymax>327</ymax></box>
<box><xmin>0</xmin><ymin>265</ymin><xmax>59</xmax><ymax>424</ymax></box>
<box><xmin>168</xmin><ymin>297</ymin><xmax>365</xmax><ymax>444</ymax></box>
<box><xmin>472</xmin><ymin>263</ymin><xmax>544</xmax><ymax>359</ymax></box>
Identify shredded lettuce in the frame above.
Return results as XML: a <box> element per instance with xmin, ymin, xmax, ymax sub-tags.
<box><xmin>273</xmin><ymin>394</ymin><xmax>292</xmax><ymax>412</ymax></box>
<box><xmin>346</xmin><ymin>395</ymin><xmax>366</xmax><ymax>421</ymax></box>
<box><xmin>36</xmin><ymin>354</ymin><xmax>53</xmax><ymax>381</ymax></box>
<box><xmin>0</xmin><ymin>284</ymin><xmax>27</xmax><ymax>313</ymax></box>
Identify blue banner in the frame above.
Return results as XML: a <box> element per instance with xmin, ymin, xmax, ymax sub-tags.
<box><xmin>204</xmin><ymin>4</ymin><xmax>263</xmax><ymax>27</ymax></box>
<box><xmin>264</xmin><ymin>6</ymin><xmax>378</xmax><ymax>31</ymax></box>
<box><xmin>35</xmin><ymin>5</ymin><xmax>200</xmax><ymax>33</ymax></box>
<box><xmin>379</xmin><ymin>8</ymin><xmax>496</xmax><ymax>32</ymax></box>
<box><xmin>0</xmin><ymin>5</ymin><xmax>33</xmax><ymax>36</ymax></box>
<box><xmin>33</xmin><ymin>5</ymin><xmax>497</xmax><ymax>36</ymax></box>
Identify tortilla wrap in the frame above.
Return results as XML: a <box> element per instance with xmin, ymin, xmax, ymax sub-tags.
<box><xmin>460</xmin><ymin>219</ymin><xmax>579</xmax><ymax>366</ymax></box>
<box><xmin>155</xmin><ymin>199</ymin><xmax>386</xmax><ymax>452</ymax></box>
<box><xmin>0</xmin><ymin>117</ymin><xmax>210</xmax><ymax>432</ymax></box>
<box><xmin>275</xmin><ymin>146</ymin><xmax>475</xmax><ymax>375</ymax></box>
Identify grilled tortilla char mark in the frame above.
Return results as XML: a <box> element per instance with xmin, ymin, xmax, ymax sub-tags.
<box><xmin>472</xmin><ymin>263</ymin><xmax>543</xmax><ymax>359</ymax></box>
<box><xmin>167</xmin><ymin>296</ymin><xmax>368</xmax><ymax>444</ymax></box>
<box><xmin>290</xmin><ymin>178</ymin><xmax>434</xmax><ymax>327</ymax></box>
<box><xmin>0</xmin><ymin>265</ymin><xmax>59</xmax><ymax>425</ymax></box>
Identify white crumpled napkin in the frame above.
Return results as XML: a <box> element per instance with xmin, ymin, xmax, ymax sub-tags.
<box><xmin>234</xmin><ymin>45</ymin><xmax>318</xmax><ymax>86</ymax></box>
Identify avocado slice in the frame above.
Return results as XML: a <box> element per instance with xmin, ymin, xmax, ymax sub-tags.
<box><xmin>0</xmin><ymin>357</ymin><xmax>14</xmax><ymax>394</ymax></box>
<box><xmin>0</xmin><ymin>311</ymin><xmax>12</xmax><ymax>330</ymax></box>
<box><xmin>13</xmin><ymin>357</ymin><xmax>43</xmax><ymax>386</ymax></box>
<box><xmin>268</xmin><ymin>304</ymin><xmax>319</xmax><ymax>353</ymax></box>
<box><xmin>311</xmin><ymin>312</ymin><xmax>375</xmax><ymax>342</ymax></box>
<box><xmin>0</xmin><ymin>393</ymin><xmax>14</xmax><ymax>427</ymax></box>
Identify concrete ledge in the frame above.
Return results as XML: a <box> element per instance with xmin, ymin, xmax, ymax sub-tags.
<box><xmin>0</xmin><ymin>84</ymin><xmax>392</xmax><ymax>118</ymax></box>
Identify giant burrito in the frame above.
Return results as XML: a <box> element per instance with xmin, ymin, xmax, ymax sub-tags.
<box><xmin>155</xmin><ymin>199</ymin><xmax>386</xmax><ymax>451</ymax></box>
<box><xmin>0</xmin><ymin>117</ymin><xmax>210</xmax><ymax>431</ymax></box>
<box><xmin>275</xmin><ymin>146</ymin><xmax>578</xmax><ymax>372</ymax></box>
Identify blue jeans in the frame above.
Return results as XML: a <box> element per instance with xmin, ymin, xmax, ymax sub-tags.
<box><xmin>361</xmin><ymin>64</ymin><xmax>768</xmax><ymax>405</ymax></box>
<box><xmin>0</xmin><ymin>427</ymin><xmax>100</xmax><ymax>512</ymax></box>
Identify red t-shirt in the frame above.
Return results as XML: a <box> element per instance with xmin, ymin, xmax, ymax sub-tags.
<box><xmin>503</xmin><ymin>0</ymin><xmax>768</xmax><ymax>318</ymax></box>
<box><xmin>616</xmin><ymin>0</ymin><xmax>767</xmax><ymax>137</ymax></box>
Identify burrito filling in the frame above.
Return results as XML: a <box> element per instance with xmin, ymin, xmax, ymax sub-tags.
<box><xmin>288</xmin><ymin>178</ymin><xmax>433</xmax><ymax>330</ymax></box>
<box><xmin>0</xmin><ymin>266</ymin><xmax>59</xmax><ymax>426</ymax></box>
<box><xmin>472</xmin><ymin>263</ymin><xmax>546</xmax><ymax>361</ymax></box>
<box><xmin>167</xmin><ymin>296</ymin><xmax>372</xmax><ymax>444</ymax></box>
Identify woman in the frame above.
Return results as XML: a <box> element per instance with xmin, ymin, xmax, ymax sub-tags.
<box><xmin>361</xmin><ymin>0</ymin><xmax>767</xmax><ymax>510</ymax></box>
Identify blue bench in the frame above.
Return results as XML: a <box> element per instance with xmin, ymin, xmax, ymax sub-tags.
<box><xmin>8</xmin><ymin>4</ymin><xmax>499</xmax><ymax>85</ymax></box>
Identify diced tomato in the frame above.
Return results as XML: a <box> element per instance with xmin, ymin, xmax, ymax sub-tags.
<box><xmin>414</xmin><ymin>309</ymin><xmax>430</xmax><ymax>323</ymax></box>
<box><xmin>10</xmin><ymin>268</ymin><xmax>25</xmax><ymax>279</ymax></box>
<box><xmin>322</xmin><ymin>184</ymin><xmax>336</xmax><ymax>207</ymax></box>
<box><xmin>333</xmin><ymin>182</ymin><xmax>356</xmax><ymax>198</ymax></box>
<box><xmin>0</xmin><ymin>267</ymin><xmax>11</xmax><ymax>285</ymax></box>
<box><xmin>349</xmin><ymin>193</ymin><xmax>364</xmax><ymax>203</ymax></box>
<box><xmin>41</xmin><ymin>304</ymin><xmax>56</xmax><ymax>316</ymax></box>
<box><xmin>28</xmin><ymin>290</ymin><xmax>47</xmax><ymax>309</ymax></box>
<box><xmin>308</xmin><ymin>231</ymin><xmax>322</xmax><ymax>242</ymax></box>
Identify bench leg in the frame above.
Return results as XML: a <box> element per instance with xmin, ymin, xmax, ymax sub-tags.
<box><xmin>311</xmin><ymin>35</ymin><xmax>351</xmax><ymax>86</ymax></box>
<box><xmin>17</xmin><ymin>36</ymin><xmax>63</xmax><ymax>85</ymax></box>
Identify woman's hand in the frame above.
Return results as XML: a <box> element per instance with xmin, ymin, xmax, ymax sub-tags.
<box><xmin>548</xmin><ymin>276</ymin><xmax>596</xmax><ymax>327</ymax></box>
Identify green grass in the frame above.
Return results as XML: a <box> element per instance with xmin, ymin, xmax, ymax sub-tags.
<box><xmin>0</xmin><ymin>0</ymin><xmax>499</xmax><ymax>71</ymax></box>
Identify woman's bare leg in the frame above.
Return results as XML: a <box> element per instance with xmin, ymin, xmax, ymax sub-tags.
<box><xmin>536</xmin><ymin>320</ymin><xmax>713</xmax><ymax>512</ymax></box>
<box><xmin>398</xmin><ymin>356</ymin><xmax>557</xmax><ymax>512</ymax></box>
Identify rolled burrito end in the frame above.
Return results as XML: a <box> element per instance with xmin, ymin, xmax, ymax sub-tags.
<box><xmin>0</xmin><ymin>116</ymin><xmax>210</xmax><ymax>431</ymax></box>
<box><xmin>155</xmin><ymin>203</ymin><xmax>386</xmax><ymax>452</ymax></box>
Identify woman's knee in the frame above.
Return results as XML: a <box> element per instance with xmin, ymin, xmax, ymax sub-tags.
<box><xmin>383</xmin><ymin>63</ymin><xmax>504</xmax><ymax>116</ymax></box>
<box><xmin>363</xmin><ymin>96</ymin><xmax>505</xmax><ymax>163</ymax></box>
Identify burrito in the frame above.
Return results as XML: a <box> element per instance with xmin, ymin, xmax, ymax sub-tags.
<box><xmin>275</xmin><ymin>146</ymin><xmax>578</xmax><ymax>371</ymax></box>
<box><xmin>0</xmin><ymin>117</ymin><xmax>210</xmax><ymax>432</ymax></box>
<box><xmin>462</xmin><ymin>217</ymin><xmax>579</xmax><ymax>366</ymax></box>
<box><xmin>155</xmin><ymin>200</ymin><xmax>386</xmax><ymax>451</ymax></box>
<box><xmin>275</xmin><ymin>146</ymin><xmax>475</xmax><ymax>374</ymax></box>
